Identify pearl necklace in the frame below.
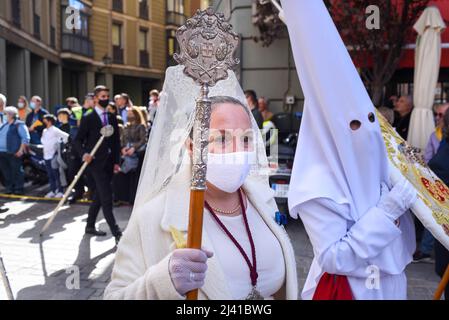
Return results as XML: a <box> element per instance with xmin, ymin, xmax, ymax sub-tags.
<box><xmin>208</xmin><ymin>202</ymin><xmax>241</xmax><ymax>215</ymax></box>
<box><xmin>207</xmin><ymin>189</ymin><xmax>248</xmax><ymax>215</ymax></box>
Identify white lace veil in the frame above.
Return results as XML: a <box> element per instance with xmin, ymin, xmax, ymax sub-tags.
<box><xmin>133</xmin><ymin>65</ymin><xmax>269</xmax><ymax>210</ymax></box>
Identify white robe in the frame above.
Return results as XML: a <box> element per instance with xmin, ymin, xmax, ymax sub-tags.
<box><xmin>282</xmin><ymin>0</ymin><xmax>416</xmax><ymax>300</ymax></box>
<box><xmin>298</xmin><ymin>198</ymin><xmax>415</xmax><ymax>300</ymax></box>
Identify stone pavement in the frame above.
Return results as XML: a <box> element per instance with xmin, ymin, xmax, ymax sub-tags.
<box><xmin>0</xmin><ymin>198</ymin><xmax>442</xmax><ymax>300</ymax></box>
<box><xmin>285</xmin><ymin>220</ymin><xmax>442</xmax><ymax>300</ymax></box>
<box><xmin>0</xmin><ymin>199</ymin><xmax>130</xmax><ymax>300</ymax></box>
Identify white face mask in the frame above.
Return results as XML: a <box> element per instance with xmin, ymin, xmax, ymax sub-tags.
<box><xmin>206</xmin><ymin>151</ymin><xmax>255</xmax><ymax>193</ymax></box>
<box><xmin>17</xmin><ymin>102</ymin><xmax>25</xmax><ymax>109</ymax></box>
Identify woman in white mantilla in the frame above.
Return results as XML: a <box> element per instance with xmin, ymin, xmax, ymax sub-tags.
<box><xmin>104</xmin><ymin>66</ymin><xmax>298</xmax><ymax>300</ymax></box>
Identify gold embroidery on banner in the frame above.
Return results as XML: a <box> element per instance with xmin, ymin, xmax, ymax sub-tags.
<box><xmin>376</xmin><ymin>110</ymin><xmax>449</xmax><ymax>236</ymax></box>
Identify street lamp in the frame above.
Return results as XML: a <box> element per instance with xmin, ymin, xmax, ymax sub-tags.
<box><xmin>98</xmin><ymin>54</ymin><xmax>113</xmax><ymax>72</ymax></box>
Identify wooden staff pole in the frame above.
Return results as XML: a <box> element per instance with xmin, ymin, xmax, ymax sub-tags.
<box><xmin>186</xmin><ymin>85</ymin><xmax>211</xmax><ymax>301</ymax></box>
<box><xmin>434</xmin><ymin>264</ymin><xmax>449</xmax><ymax>300</ymax></box>
<box><xmin>186</xmin><ymin>190</ymin><xmax>206</xmax><ymax>300</ymax></box>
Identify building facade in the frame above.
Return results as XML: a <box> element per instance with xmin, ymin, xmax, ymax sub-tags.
<box><xmin>213</xmin><ymin>0</ymin><xmax>449</xmax><ymax>113</ymax></box>
<box><xmin>165</xmin><ymin>0</ymin><xmax>210</xmax><ymax>66</ymax></box>
<box><xmin>0</xmin><ymin>0</ymin><xmax>200</xmax><ymax>110</ymax></box>
<box><xmin>213</xmin><ymin>0</ymin><xmax>304</xmax><ymax>114</ymax></box>
<box><xmin>0</xmin><ymin>0</ymin><xmax>62</xmax><ymax>110</ymax></box>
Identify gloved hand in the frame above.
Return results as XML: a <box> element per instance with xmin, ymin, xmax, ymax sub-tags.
<box><xmin>377</xmin><ymin>177</ymin><xmax>417</xmax><ymax>221</ymax></box>
<box><xmin>168</xmin><ymin>249</ymin><xmax>213</xmax><ymax>296</ymax></box>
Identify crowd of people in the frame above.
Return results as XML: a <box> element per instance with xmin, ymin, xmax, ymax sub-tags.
<box><xmin>1</xmin><ymin>88</ymin><xmax>447</xmax><ymax>208</ymax></box>
<box><xmin>1</xmin><ymin>85</ymin><xmax>448</xmax><ymax>296</ymax></box>
<box><xmin>0</xmin><ymin>88</ymin><xmax>160</xmax><ymax>208</ymax></box>
<box><xmin>0</xmin><ymin>86</ymin><xmax>281</xmax><ymax>202</ymax></box>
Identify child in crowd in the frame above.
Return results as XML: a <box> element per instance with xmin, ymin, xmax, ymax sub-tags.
<box><xmin>41</xmin><ymin>114</ymin><xmax>69</xmax><ymax>198</ymax></box>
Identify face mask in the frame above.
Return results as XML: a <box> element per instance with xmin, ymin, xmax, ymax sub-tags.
<box><xmin>30</xmin><ymin>102</ymin><xmax>36</xmax><ymax>110</ymax></box>
<box><xmin>206</xmin><ymin>151</ymin><xmax>255</xmax><ymax>193</ymax></box>
<box><xmin>17</xmin><ymin>102</ymin><xmax>25</xmax><ymax>109</ymax></box>
<box><xmin>98</xmin><ymin>99</ymin><xmax>110</xmax><ymax>108</ymax></box>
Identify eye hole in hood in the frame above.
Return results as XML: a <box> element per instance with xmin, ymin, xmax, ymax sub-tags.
<box><xmin>350</xmin><ymin>120</ymin><xmax>362</xmax><ymax>131</ymax></box>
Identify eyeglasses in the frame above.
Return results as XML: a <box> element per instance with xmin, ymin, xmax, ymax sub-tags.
<box><xmin>436</xmin><ymin>113</ymin><xmax>445</xmax><ymax>118</ymax></box>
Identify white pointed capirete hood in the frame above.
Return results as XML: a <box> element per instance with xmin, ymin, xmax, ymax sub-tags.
<box><xmin>284</xmin><ymin>0</ymin><xmax>390</xmax><ymax>221</ymax></box>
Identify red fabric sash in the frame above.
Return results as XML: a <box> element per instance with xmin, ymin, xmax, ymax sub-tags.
<box><xmin>312</xmin><ymin>272</ymin><xmax>353</xmax><ymax>300</ymax></box>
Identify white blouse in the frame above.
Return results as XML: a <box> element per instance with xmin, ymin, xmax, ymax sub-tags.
<box><xmin>204</xmin><ymin>200</ymin><xmax>286</xmax><ymax>300</ymax></box>
<box><xmin>41</xmin><ymin>126</ymin><xmax>69</xmax><ymax>160</ymax></box>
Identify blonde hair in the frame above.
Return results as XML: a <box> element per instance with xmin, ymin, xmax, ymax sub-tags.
<box><xmin>18</xmin><ymin>96</ymin><xmax>29</xmax><ymax>109</ymax></box>
<box><xmin>128</xmin><ymin>106</ymin><xmax>146</xmax><ymax>127</ymax></box>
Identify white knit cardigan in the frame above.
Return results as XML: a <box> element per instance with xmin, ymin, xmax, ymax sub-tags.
<box><xmin>103</xmin><ymin>171</ymin><xmax>299</xmax><ymax>300</ymax></box>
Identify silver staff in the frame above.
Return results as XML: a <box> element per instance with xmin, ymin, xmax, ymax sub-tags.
<box><xmin>40</xmin><ymin>125</ymin><xmax>115</xmax><ymax>236</ymax></box>
<box><xmin>173</xmin><ymin>7</ymin><xmax>239</xmax><ymax>300</ymax></box>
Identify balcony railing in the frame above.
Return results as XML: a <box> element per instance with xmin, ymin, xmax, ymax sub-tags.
<box><xmin>166</xmin><ymin>11</ymin><xmax>186</xmax><ymax>26</ymax></box>
<box><xmin>50</xmin><ymin>26</ymin><xmax>56</xmax><ymax>48</ymax></box>
<box><xmin>112</xmin><ymin>0</ymin><xmax>123</xmax><ymax>12</ymax></box>
<box><xmin>33</xmin><ymin>14</ymin><xmax>41</xmax><ymax>39</ymax></box>
<box><xmin>113</xmin><ymin>45</ymin><xmax>124</xmax><ymax>64</ymax></box>
<box><xmin>140</xmin><ymin>50</ymin><xmax>149</xmax><ymax>68</ymax></box>
<box><xmin>11</xmin><ymin>0</ymin><xmax>21</xmax><ymax>28</ymax></box>
<box><xmin>62</xmin><ymin>33</ymin><xmax>94</xmax><ymax>58</ymax></box>
<box><xmin>139</xmin><ymin>1</ymin><xmax>149</xmax><ymax>20</ymax></box>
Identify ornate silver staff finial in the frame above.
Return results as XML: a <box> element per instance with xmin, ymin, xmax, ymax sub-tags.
<box><xmin>174</xmin><ymin>7</ymin><xmax>240</xmax><ymax>87</ymax></box>
<box><xmin>174</xmin><ymin>7</ymin><xmax>240</xmax><ymax>190</ymax></box>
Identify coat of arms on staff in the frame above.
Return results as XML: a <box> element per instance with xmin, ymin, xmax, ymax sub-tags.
<box><xmin>174</xmin><ymin>8</ymin><xmax>240</xmax><ymax>86</ymax></box>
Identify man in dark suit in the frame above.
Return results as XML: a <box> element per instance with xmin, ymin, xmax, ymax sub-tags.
<box><xmin>74</xmin><ymin>85</ymin><xmax>122</xmax><ymax>244</ymax></box>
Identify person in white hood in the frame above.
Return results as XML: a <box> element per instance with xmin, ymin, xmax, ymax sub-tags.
<box><xmin>283</xmin><ymin>0</ymin><xmax>417</xmax><ymax>300</ymax></box>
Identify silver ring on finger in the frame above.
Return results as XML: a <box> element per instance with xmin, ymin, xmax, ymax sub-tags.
<box><xmin>189</xmin><ymin>272</ymin><xmax>195</xmax><ymax>282</ymax></box>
